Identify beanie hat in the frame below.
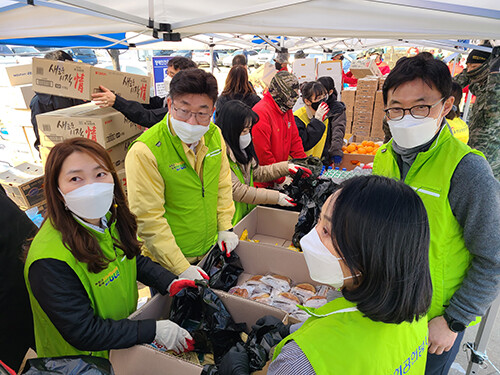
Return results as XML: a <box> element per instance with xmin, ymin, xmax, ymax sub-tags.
<box><xmin>466</xmin><ymin>49</ymin><xmax>490</xmax><ymax>64</ymax></box>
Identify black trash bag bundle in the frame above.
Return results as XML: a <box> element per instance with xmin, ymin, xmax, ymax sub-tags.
<box><xmin>22</xmin><ymin>356</ymin><xmax>114</xmax><ymax>375</ymax></box>
<box><xmin>200</xmin><ymin>245</ymin><xmax>244</xmax><ymax>292</ymax></box>
<box><xmin>169</xmin><ymin>285</ymin><xmax>246</xmax><ymax>365</ymax></box>
<box><xmin>209</xmin><ymin>315</ymin><xmax>291</xmax><ymax>375</ymax></box>
<box><xmin>280</xmin><ymin>170</ymin><xmax>340</xmax><ymax>248</ymax></box>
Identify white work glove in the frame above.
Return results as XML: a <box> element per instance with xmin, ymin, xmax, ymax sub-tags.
<box><xmin>278</xmin><ymin>193</ymin><xmax>296</xmax><ymax>207</ymax></box>
<box><xmin>155</xmin><ymin>320</ymin><xmax>193</xmax><ymax>353</ymax></box>
<box><xmin>218</xmin><ymin>230</ymin><xmax>239</xmax><ymax>256</ymax></box>
<box><xmin>314</xmin><ymin>102</ymin><xmax>329</xmax><ymax>121</ymax></box>
<box><xmin>178</xmin><ymin>265</ymin><xmax>209</xmax><ymax>281</ymax></box>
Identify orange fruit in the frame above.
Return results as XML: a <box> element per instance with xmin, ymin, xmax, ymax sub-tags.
<box><xmin>365</xmin><ymin>146</ymin><xmax>374</xmax><ymax>153</ymax></box>
<box><xmin>346</xmin><ymin>144</ymin><xmax>356</xmax><ymax>153</ymax></box>
<box><xmin>357</xmin><ymin>147</ymin><xmax>367</xmax><ymax>154</ymax></box>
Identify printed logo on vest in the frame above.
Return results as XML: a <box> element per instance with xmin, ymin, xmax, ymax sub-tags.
<box><xmin>392</xmin><ymin>335</ymin><xmax>428</xmax><ymax>374</ymax></box>
<box><xmin>206</xmin><ymin>149</ymin><xmax>222</xmax><ymax>158</ymax></box>
<box><xmin>95</xmin><ymin>266</ymin><xmax>120</xmax><ymax>287</ymax></box>
<box><xmin>169</xmin><ymin>161</ymin><xmax>187</xmax><ymax>171</ymax></box>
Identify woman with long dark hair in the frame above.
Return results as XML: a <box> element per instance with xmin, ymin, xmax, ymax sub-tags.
<box><xmin>24</xmin><ymin>138</ymin><xmax>204</xmax><ymax>358</ymax></box>
<box><xmin>268</xmin><ymin>175</ymin><xmax>433</xmax><ymax>374</ymax></box>
<box><xmin>216</xmin><ymin>100</ymin><xmax>311</xmax><ymax>225</ymax></box>
<box><xmin>214</xmin><ymin>65</ymin><xmax>261</xmax><ymax>121</ymax></box>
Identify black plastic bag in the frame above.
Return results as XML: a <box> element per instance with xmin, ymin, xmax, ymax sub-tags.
<box><xmin>169</xmin><ymin>285</ymin><xmax>246</xmax><ymax>364</ymax></box>
<box><xmin>22</xmin><ymin>356</ymin><xmax>114</xmax><ymax>375</ymax></box>
<box><xmin>200</xmin><ymin>245</ymin><xmax>244</xmax><ymax>292</ymax></box>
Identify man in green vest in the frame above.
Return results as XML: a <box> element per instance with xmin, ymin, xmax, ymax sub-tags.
<box><xmin>373</xmin><ymin>54</ymin><xmax>500</xmax><ymax>374</ymax></box>
<box><xmin>125</xmin><ymin>68</ymin><xmax>238</xmax><ymax>278</ymax></box>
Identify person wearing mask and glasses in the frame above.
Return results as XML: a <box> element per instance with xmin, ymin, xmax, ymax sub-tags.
<box><xmin>373</xmin><ymin>54</ymin><xmax>500</xmax><ymax>375</ymax></box>
<box><xmin>125</xmin><ymin>68</ymin><xmax>239</xmax><ymax>274</ymax></box>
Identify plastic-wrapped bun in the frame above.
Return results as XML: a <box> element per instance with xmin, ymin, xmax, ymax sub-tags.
<box><xmin>291</xmin><ymin>283</ymin><xmax>316</xmax><ymax>303</ymax></box>
<box><xmin>304</xmin><ymin>296</ymin><xmax>328</xmax><ymax>309</ymax></box>
<box><xmin>272</xmin><ymin>292</ymin><xmax>300</xmax><ymax>313</ymax></box>
<box><xmin>261</xmin><ymin>274</ymin><xmax>292</xmax><ymax>292</ymax></box>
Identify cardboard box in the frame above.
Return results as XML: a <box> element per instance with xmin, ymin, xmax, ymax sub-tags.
<box><xmin>350</xmin><ymin>60</ymin><xmax>381</xmax><ymax>79</ymax></box>
<box><xmin>0</xmin><ymin>64</ymin><xmax>32</xmax><ymax>86</ymax></box>
<box><xmin>292</xmin><ymin>58</ymin><xmax>317</xmax><ymax>83</ymax></box>
<box><xmin>317</xmin><ymin>60</ymin><xmax>342</xmax><ymax>95</ymax></box>
<box><xmin>0</xmin><ymin>84</ymin><xmax>35</xmax><ymax>109</ymax></box>
<box><xmin>37</xmin><ymin>103</ymin><xmax>143</xmax><ymax>149</ymax></box>
<box><xmin>0</xmin><ymin>163</ymin><xmax>45</xmax><ymax>209</ymax></box>
<box><xmin>32</xmin><ymin>58</ymin><xmax>150</xmax><ymax>103</ymax></box>
<box><xmin>109</xmin><ymin>290</ymin><xmax>287</xmax><ymax>375</ymax></box>
<box><xmin>233</xmin><ymin>206</ymin><xmax>299</xmax><ymax>248</ymax></box>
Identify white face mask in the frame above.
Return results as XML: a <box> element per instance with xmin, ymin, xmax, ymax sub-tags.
<box><xmin>163</xmin><ymin>75</ymin><xmax>172</xmax><ymax>92</ymax></box>
<box><xmin>300</xmin><ymin>226</ymin><xmax>351</xmax><ymax>289</ymax></box>
<box><xmin>170</xmin><ymin>116</ymin><xmax>209</xmax><ymax>144</ymax></box>
<box><xmin>388</xmin><ymin>105</ymin><xmax>444</xmax><ymax>149</ymax></box>
<box><xmin>60</xmin><ymin>182</ymin><xmax>114</xmax><ymax>220</ymax></box>
<box><xmin>239</xmin><ymin>133</ymin><xmax>252</xmax><ymax>150</ymax></box>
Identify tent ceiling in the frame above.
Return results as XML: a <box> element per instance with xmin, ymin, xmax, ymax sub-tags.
<box><xmin>0</xmin><ymin>0</ymin><xmax>498</xmax><ymax>44</ymax></box>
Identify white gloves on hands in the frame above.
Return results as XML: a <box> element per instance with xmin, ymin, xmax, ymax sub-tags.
<box><xmin>314</xmin><ymin>102</ymin><xmax>329</xmax><ymax>121</ymax></box>
<box><xmin>218</xmin><ymin>230</ymin><xmax>239</xmax><ymax>255</ymax></box>
<box><xmin>178</xmin><ymin>265</ymin><xmax>209</xmax><ymax>281</ymax></box>
<box><xmin>278</xmin><ymin>193</ymin><xmax>296</xmax><ymax>207</ymax></box>
<box><xmin>155</xmin><ymin>320</ymin><xmax>192</xmax><ymax>353</ymax></box>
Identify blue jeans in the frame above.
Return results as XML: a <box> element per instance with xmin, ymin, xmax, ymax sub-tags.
<box><xmin>425</xmin><ymin>330</ymin><xmax>465</xmax><ymax>375</ymax></box>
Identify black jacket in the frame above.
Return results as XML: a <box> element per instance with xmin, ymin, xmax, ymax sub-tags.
<box><xmin>0</xmin><ymin>188</ymin><xmax>37</xmax><ymax>369</ymax></box>
<box><xmin>113</xmin><ymin>95</ymin><xmax>168</xmax><ymax>128</ymax></box>
<box><xmin>30</xmin><ymin>93</ymin><xmax>85</xmax><ymax>151</ymax></box>
<box><xmin>28</xmin><ymin>253</ymin><xmax>176</xmax><ymax>352</ymax></box>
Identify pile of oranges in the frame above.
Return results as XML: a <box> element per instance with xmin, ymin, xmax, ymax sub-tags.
<box><xmin>342</xmin><ymin>141</ymin><xmax>380</xmax><ymax>155</ymax></box>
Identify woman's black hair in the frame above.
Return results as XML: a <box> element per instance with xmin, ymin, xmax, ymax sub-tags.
<box><xmin>317</xmin><ymin>76</ymin><xmax>338</xmax><ymax>98</ymax></box>
<box><xmin>446</xmin><ymin>82</ymin><xmax>463</xmax><ymax>120</ymax></box>
<box><xmin>327</xmin><ymin>175</ymin><xmax>432</xmax><ymax>324</ymax></box>
<box><xmin>301</xmin><ymin>81</ymin><xmax>327</xmax><ymax>102</ymax></box>
<box><xmin>215</xmin><ymin>100</ymin><xmax>259</xmax><ymax>165</ymax></box>
<box><xmin>382</xmin><ymin>54</ymin><xmax>452</xmax><ymax>105</ymax></box>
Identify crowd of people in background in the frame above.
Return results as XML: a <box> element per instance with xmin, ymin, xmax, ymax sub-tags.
<box><xmin>2</xmin><ymin>42</ymin><xmax>499</xmax><ymax>375</ymax></box>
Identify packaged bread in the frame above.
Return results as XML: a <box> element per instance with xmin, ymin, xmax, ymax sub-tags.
<box><xmin>261</xmin><ymin>274</ymin><xmax>291</xmax><ymax>292</ymax></box>
<box><xmin>304</xmin><ymin>296</ymin><xmax>328</xmax><ymax>309</ymax></box>
<box><xmin>272</xmin><ymin>292</ymin><xmax>300</xmax><ymax>313</ymax></box>
<box><xmin>291</xmin><ymin>283</ymin><xmax>316</xmax><ymax>303</ymax></box>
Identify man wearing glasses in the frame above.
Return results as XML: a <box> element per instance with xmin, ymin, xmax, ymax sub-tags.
<box><xmin>125</xmin><ymin>68</ymin><xmax>237</xmax><ymax>281</ymax></box>
<box><xmin>373</xmin><ymin>54</ymin><xmax>500</xmax><ymax>375</ymax></box>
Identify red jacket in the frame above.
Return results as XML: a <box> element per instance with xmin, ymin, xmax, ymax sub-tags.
<box><xmin>252</xmin><ymin>91</ymin><xmax>306</xmax><ymax>187</ymax></box>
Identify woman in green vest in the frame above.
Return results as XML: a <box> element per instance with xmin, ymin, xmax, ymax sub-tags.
<box><xmin>215</xmin><ymin>100</ymin><xmax>312</xmax><ymax>225</ymax></box>
<box><xmin>268</xmin><ymin>175</ymin><xmax>433</xmax><ymax>374</ymax></box>
<box><xmin>24</xmin><ymin>138</ymin><xmax>202</xmax><ymax>358</ymax></box>
<box><xmin>294</xmin><ymin>81</ymin><xmax>330</xmax><ymax>158</ymax></box>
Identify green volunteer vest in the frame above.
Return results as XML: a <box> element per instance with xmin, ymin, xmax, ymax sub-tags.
<box><xmin>273</xmin><ymin>298</ymin><xmax>428</xmax><ymax>374</ymax></box>
<box><xmin>135</xmin><ymin>116</ymin><xmax>222</xmax><ymax>257</ymax></box>
<box><xmin>373</xmin><ymin>125</ymin><xmax>484</xmax><ymax>320</ymax></box>
<box><xmin>229</xmin><ymin>158</ymin><xmax>255</xmax><ymax>226</ymax></box>
<box><xmin>294</xmin><ymin>106</ymin><xmax>328</xmax><ymax>158</ymax></box>
<box><xmin>24</xmin><ymin>216</ymin><xmax>138</xmax><ymax>358</ymax></box>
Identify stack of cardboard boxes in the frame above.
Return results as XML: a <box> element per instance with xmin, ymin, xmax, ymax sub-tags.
<box><xmin>352</xmin><ymin>77</ymin><xmax>378</xmax><ymax>139</ymax></box>
<box><xmin>0</xmin><ymin>64</ymin><xmax>38</xmax><ymax>164</ymax></box>
<box><xmin>32</xmin><ymin>58</ymin><xmax>151</xmax><ymax>195</ymax></box>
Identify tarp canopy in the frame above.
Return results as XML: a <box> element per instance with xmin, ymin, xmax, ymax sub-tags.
<box><xmin>0</xmin><ymin>0</ymin><xmax>498</xmax><ymax>49</ymax></box>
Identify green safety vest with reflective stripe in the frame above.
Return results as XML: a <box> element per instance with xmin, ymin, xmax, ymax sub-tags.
<box><xmin>24</xmin><ymin>217</ymin><xmax>138</xmax><ymax>358</ymax></box>
<box><xmin>273</xmin><ymin>297</ymin><xmax>428</xmax><ymax>374</ymax></box>
<box><xmin>229</xmin><ymin>158</ymin><xmax>255</xmax><ymax>225</ymax></box>
<box><xmin>135</xmin><ymin>116</ymin><xmax>222</xmax><ymax>257</ymax></box>
<box><xmin>373</xmin><ymin>125</ymin><xmax>484</xmax><ymax>320</ymax></box>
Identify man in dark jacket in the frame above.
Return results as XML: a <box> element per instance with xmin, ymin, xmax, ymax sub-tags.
<box><xmin>0</xmin><ymin>187</ymin><xmax>37</xmax><ymax>370</ymax></box>
<box><xmin>30</xmin><ymin>50</ymin><xmax>85</xmax><ymax>152</ymax></box>
<box><xmin>91</xmin><ymin>57</ymin><xmax>197</xmax><ymax>128</ymax></box>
